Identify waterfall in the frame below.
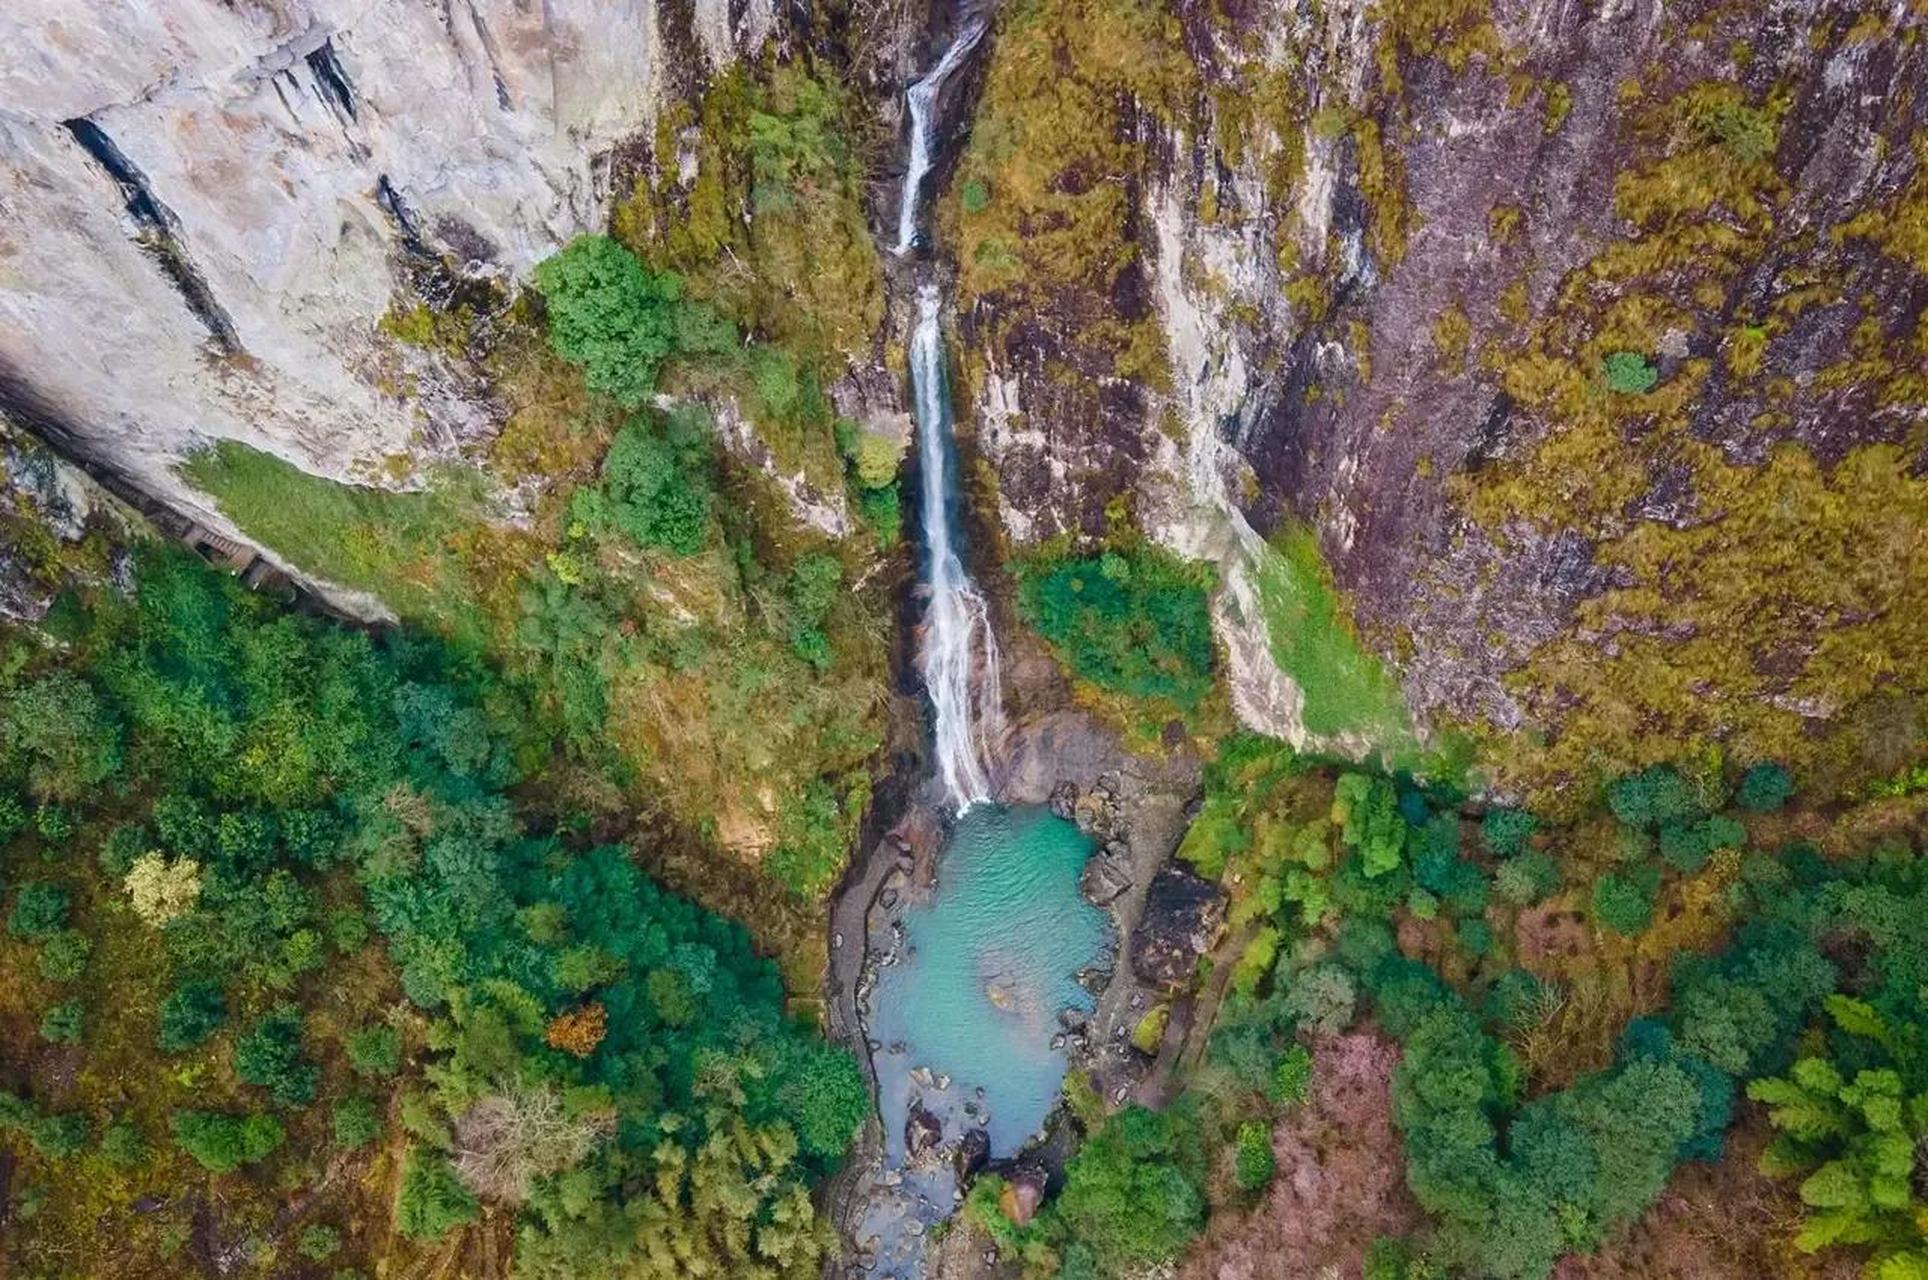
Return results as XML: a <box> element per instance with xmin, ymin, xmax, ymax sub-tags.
<box><xmin>893</xmin><ymin>22</ymin><xmax>985</xmax><ymax>257</ymax></box>
<box><xmin>896</xmin><ymin>25</ymin><xmax>1001</xmax><ymax>810</ymax></box>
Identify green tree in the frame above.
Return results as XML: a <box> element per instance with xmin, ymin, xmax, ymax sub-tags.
<box><xmin>1</xmin><ymin>671</ymin><xmax>123</xmax><ymax>800</ymax></box>
<box><xmin>1054</xmin><ymin>1105</ymin><xmax>1206</xmax><ymax>1272</ymax></box>
<box><xmin>157</xmin><ymin>980</ymin><xmax>227</xmax><ymax>1054</ymax></box>
<box><xmin>332</xmin><ymin>1095</ymin><xmax>382</xmax><ymax>1149</ymax></box>
<box><xmin>397</xmin><ymin>1149</ymin><xmax>480</xmax><ymax>1240</ymax></box>
<box><xmin>172</xmin><ymin>1110</ymin><xmax>284</xmax><ymax>1172</ymax></box>
<box><xmin>1234</xmin><ymin>1122</ymin><xmax>1277</xmax><ymax>1192</ymax></box>
<box><xmin>7</xmin><ymin>883</ymin><xmax>69</xmax><ymax>939</ymax></box>
<box><xmin>1737</xmin><ymin>762</ymin><xmax>1794</xmax><ymax>812</ymax></box>
<box><xmin>38</xmin><ymin>999</ymin><xmax>82</xmax><ymax>1044</ymax></box>
<box><xmin>234</xmin><ymin>1004</ymin><xmax>319</xmax><ymax>1106</ymax></box>
<box><xmin>37</xmin><ymin>929</ymin><xmax>91</xmax><ymax>980</ymax></box>
<box><xmin>1592</xmin><ymin>868</ymin><xmax>1659</xmax><ymax>936</ymax></box>
<box><xmin>346</xmin><ymin>1025</ymin><xmax>402</xmax><ymax>1078</ymax></box>
<box><xmin>533</xmin><ymin>236</ymin><xmax>684</xmax><ymax>407</ymax></box>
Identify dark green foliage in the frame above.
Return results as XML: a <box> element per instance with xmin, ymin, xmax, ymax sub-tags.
<box><xmin>1591</xmin><ymin>867</ymin><xmax>1660</xmax><ymax>935</ymax></box>
<box><xmin>0</xmin><ymin>792</ymin><xmax>25</xmax><ymax>841</ymax></box>
<box><xmin>38</xmin><ymin>999</ymin><xmax>82</xmax><ymax>1045</ymax></box>
<box><xmin>767</xmin><ymin>777</ymin><xmax>851</xmax><ymax>899</ymax></box>
<box><xmin>33</xmin><ymin>804</ymin><xmax>74</xmax><ymax>843</ymax></box>
<box><xmin>1481</xmin><ymin>807</ymin><xmax>1537</xmax><ymax>857</ymax></box>
<box><xmin>98</xmin><ymin>822</ymin><xmax>148</xmax><ymax>878</ymax></box>
<box><xmin>37</xmin><ymin>928</ymin><xmax>90</xmax><ymax>980</ymax></box>
<box><xmin>157</xmin><ymin>980</ymin><xmax>227</xmax><ymax>1054</ymax></box>
<box><xmin>532</xmin><ymin>235</ymin><xmax>685</xmax><ymax>407</ymax></box>
<box><xmin>346</xmin><ymin>1025</ymin><xmax>402</xmax><ymax>1078</ymax></box>
<box><xmin>570</xmin><ymin>412</ymin><xmax>713</xmax><ymax>556</ymax></box>
<box><xmin>332</xmin><ymin>1096</ymin><xmax>381</xmax><ymax>1149</ymax></box>
<box><xmin>396</xmin><ymin>1149</ymin><xmax>480</xmax><ymax>1240</ymax></box>
<box><xmin>233</xmin><ymin>1004</ymin><xmax>319</xmax><ymax>1107</ymax></box>
<box><xmin>1601</xmin><ymin>351</ymin><xmax>1659</xmax><ymax>394</ymax></box>
<box><xmin>787</xmin><ymin>553</ymin><xmax>842</xmax><ymax>669</ymax></box>
<box><xmin>1054</xmin><ymin>1104</ymin><xmax>1207</xmax><ymax>1272</ymax></box>
<box><xmin>1281</xmin><ymin>962</ymin><xmax>1357</xmax><ymax>1035</ymax></box>
<box><xmin>171</xmin><ymin>1109</ymin><xmax>284</xmax><ymax>1172</ymax></box>
<box><xmin>7</xmin><ymin>882</ymin><xmax>69</xmax><ymax>939</ymax></box>
<box><xmin>1015</xmin><ymin>544</ymin><xmax>1216</xmax><ymax>708</ymax></box>
<box><xmin>1234</xmin><ymin>1121</ymin><xmax>1276</xmax><ymax>1191</ymax></box>
<box><xmin>1737</xmin><ymin>762</ymin><xmax>1794</xmax><ymax>812</ymax></box>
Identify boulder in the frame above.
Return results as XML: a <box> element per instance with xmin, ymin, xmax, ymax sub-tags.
<box><xmin>1129</xmin><ymin>866</ymin><xmax>1226</xmax><ymax>989</ymax></box>
<box><xmin>955</xmin><ymin>1128</ymin><xmax>990</xmax><ymax>1184</ymax></box>
<box><xmin>905</xmin><ymin>1102</ymin><xmax>942</xmax><ymax>1158</ymax></box>
<box><xmin>1000</xmin><ymin>1166</ymin><xmax>1047</xmax><ymax>1227</ymax></box>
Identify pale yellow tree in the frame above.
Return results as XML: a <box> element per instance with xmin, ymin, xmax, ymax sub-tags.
<box><xmin>123</xmin><ymin>852</ymin><xmax>202</xmax><ymax>925</ymax></box>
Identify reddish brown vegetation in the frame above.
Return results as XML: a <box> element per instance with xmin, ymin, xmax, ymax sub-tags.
<box><xmin>543</xmin><ymin>1002</ymin><xmax>607</xmax><ymax>1057</ymax></box>
<box><xmin>1180</xmin><ymin>1030</ymin><xmax>1421</xmax><ymax>1279</ymax></box>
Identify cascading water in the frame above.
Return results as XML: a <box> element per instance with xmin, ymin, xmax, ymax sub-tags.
<box><xmin>896</xmin><ymin>24</ymin><xmax>1002</xmax><ymax>810</ymax></box>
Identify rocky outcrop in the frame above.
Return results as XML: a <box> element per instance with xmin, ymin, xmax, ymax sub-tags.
<box><xmin>948</xmin><ymin>0</ymin><xmax>1928</xmax><ymax>783</ymax></box>
<box><xmin>1128</xmin><ymin>865</ymin><xmax>1226</xmax><ymax>990</ymax></box>
<box><xmin>0</xmin><ymin>0</ymin><xmax>776</xmax><ymax>550</ymax></box>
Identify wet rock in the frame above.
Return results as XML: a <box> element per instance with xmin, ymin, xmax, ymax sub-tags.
<box><xmin>955</xmin><ymin>1128</ymin><xmax>990</xmax><ymax>1184</ymax></box>
<box><xmin>1049</xmin><ymin>780</ymin><xmax>1078</xmax><ymax>819</ymax></box>
<box><xmin>1129</xmin><ymin>865</ymin><xmax>1227</xmax><ymax>989</ymax></box>
<box><xmin>880</xmin><ymin>887</ymin><xmax>899</xmax><ymax>910</ymax></box>
<box><xmin>1080</xmin><ymin>850</ymin><xmax>1133</xmax><ymax>906</ymax></box>
<box><xmin>906</xmin><ymin>1102</ymin><xmax>943</xmax><ymax>1158</ymax></box>
<box><xmin>1058</xmin><ymin>1007</ymin><xmax>1089</xmax><ymax>1030</ymax></box>
<box><xmin>1001</xmin><ymin>1166</ymin><xmax>1048</xmax><ymax>1227</ymax></box>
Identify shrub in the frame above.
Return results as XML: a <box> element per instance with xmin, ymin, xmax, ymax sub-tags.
<box><xmin>8</xmin><ymin>883</ymin><xmax>70</xmax><ymax>939</ymax></box>
<box><xmin>1015</xmin><ymin>544</ymin><xmax>1216</xmax><ymax>708</ymax></box>
<box><xmin>1054</xmin><ymin>1105</ymin><xmax>1206</xmax><ymax>1272</ymax></box>
<box><xmin>158</xmin><ymin>980</ymin><xmax>227</xmax><ymax>1053</ymax></box>
<box><xmin>332</xmin><ymin>1096</ymin><xmax>382</xmax><ymax>1149</ymax></box>
<box><xmin>297</xmin><ymin>1225</ymin><xmax>343</xmax><ymax>1261</ymax></box>
<box><xmin>33</xmin><ymin>804</ymin><xmax>75</xmax><ymax>842</ymax></box>
<box><xmin>780</xmin><ymin>1045</ymin><xmax>869</xmax><ymax>1163</ymax></box>
<box><xmin>1602</xmin><ymin>350</ymin><xmax>1659</xmax><ymax>394</ymax></box>
<box><xmin>234</xmin><ymin>1005</ymin><xmax>319</xmax><ymax>1107</ymax></box>
<box><xmin>571</xmin><ymin>416</ymin><xmax>712</xmax><ymax>556</ymax></box>
<box><xmin>346</xmin><ymin>1025</ymin><xmax>402</xmax><ymax>1079</ymax></box>
<box><xmin>1334</xmin><ymin>773</ymin><xmax>1406</xmax><ymax>878</ymax></box>
<box><xmin>1282</xmin><ymin>963</ymin><xmax>1358</xmax><ymax>1036</ymax></box>
<box><xmin>1496</xmin><ymin>851</ymin><xmax>1561</xmax><ymax>905</ymax></box>
<box><xmin>1737</xmin><ymin>762</ymin><xmax>1794</xmax><ymax>812</ymax></box>
<box><xmin>38</xmin><ymin>929</ymin><xmax>91</xmax><ymax>980</ymax></box>
<box><xmin>532</xmin><ymin>236</ymin><xmax>684</xmax><ymax>407</ymax></box>
<box><xmin>1481</xmin><ymin>807</ymin><xmax>1538</xmax><ymax>857</ymax></box>
<box><xmin>1</xmin><ymin>671</ymin><xmax>123</xmax><ymax>800</ymax></box>
<box><xmin>1606</xmin><ymin>766</ymin><xmax>1700</xmax><ymax>829</ymax></box>
<box><xmin>0</xmin><ymin>793</ymin><xmax>25</xmax><ymax>841</ymax></box>
<box><xmin>99</xmin><ymin>1117</ymin><xmax>146</xmax><ymax>1166</ymax></box>
<box><xmin>1234</xmin><ymin>1122</ymin><xmax>1277</xmax><ymax>1191</ymax></box>
<box><xmin>1270</xmin><ymin>1043</ymin><xmax>1314</xmax><ymax>1106</ymax></box>
<box><xmin>396</xmin><ymin>1149</ymin><xmax>480</xmax><ymax>1240</ymax></box>
<box><xmin>39</xmin><ymin>999</ymin><xmax>83</xmax><ymax>1044</ymax></box>
<box><xmin>1592</xmin><ymin>869</ymin><xmax>1659</xmax><ymax>935</ymax></box>
<box><xmin>172</xmin><ymin>1110</ymin><xmax>284</xmax><ymax>1172</ymax></box>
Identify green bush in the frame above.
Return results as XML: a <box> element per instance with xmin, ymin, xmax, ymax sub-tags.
<box><xmin>1481</xmin><ymin>807</ymin><xmax>1538</xmax><ymax>857</ymax></box>
<box><xmin>1016</xmin><ymin>544</ymin><xmax>1216</xmax><ymax>708</ymax></box>
<box><xmin>1282</xmin><ymin>963</ymin><xmax>1357</xmax><ymax>1035</ymax></box>
<box><xmin>1234</xmin><ymin>1121</ymin><xmax>1277</xmax><ymax>1192</ymax></box>
<box><xmin>532</xmin><ymin>235</ymin><xmax>685</xmax><ymax>407</ymax></box>
<box><xmin>1</xmin><ymin>671</ymin><xmax>124</xmax><ymax>800</ymax></box>
<box><xmin>570</xmin><ymin>414</ymin><xmax>713</xmax><ymax>556</ymax></box>
<box><xmin>234</xmin><ymin>1005</ymin><xmax>319</xmax><ymax>1107</ymax></box>
<box><xmin>172</xmin><ymin>1110</ymin><xmax>284</xmax><ymax>1173</ymax></box>
<box><xmin>1606</xmin><ymin>766</ymin><xmax>1700</xmax><ymax>829</ymax></box>
<box><xmin>1054</xmin><ymin>1105</ymin><xmax>1206</xmax><ymax>1272</ymax></box>
<box><xmin>157</xmin><ymin>980</ymin><xmax>227</xmax><ymax>1054</ymax></box>
<box><xmin>99</xmin><ymin>1118</ymin><xmax>145</xmax><ymax>1166</ymax></box>
<box><xmin>1602</xmin><ymin>351</ymin><xmax>1659</xmax><ymax>394</ymax></box>
<box><xmin>1592</xmin><ymin>868</ymin><xmax>1660</xmax><ymax>935</ymax></box>
<box><xmin>332</xmin><ymin>1096</ymin><xmax>382</xmax><ymax>1149</ymax></box>
<box><xmin>1270</xmin><ymin>1043</ymin><xmax>1314</xmax><ymax>1106</ymax></box>
<box><xmin>7</xmin><ymin>883</ymin><xmax>70</xmax><ymax>939</ymax></box>
<box><xmin>37</xmin><ymin>929</ymin><xmax>91</xmax><ymax>981</ymax></box>
<box><xmin>38</xmin><ymin>999</ymin><xmax>82</xmax><ymax>1044</ymax></box>
<box><xmin>297</xmin><ymin>1225</ymin><xmax>343</xmax><ymax>1261</ymax></box>
<box><xmin>1496</xmin><ymin>851</ymin><xmax>1561</xmax><ymax>905</ymax></box>
<box><xmin>1737</xmin><ymin>762</ymin><xmax>1794</xmax><ymax>812</ymax></box>
<box><xmin>396</xmin><ymin>1149</ymin><xmax>480</xmax><ymax>1240</ymax></box>
<box><xmin>345</xmin><ymin>1025</ymin><xmax>402</xmax><ymax>1079</ymax></box>
<box><xmin>33</xmin><ymin>804</ymin><xmax>75</xmax><ymax>843</ymax></box>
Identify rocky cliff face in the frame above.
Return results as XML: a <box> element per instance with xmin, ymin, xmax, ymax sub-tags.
<box><xmin>945</xmin><ymin>0</ymin><xmax>1927</xmax><ymax>792</ymax></box>
<box><xmin>0</xmin><ymin>0</ymin><xmax>772</xmax><ymax>537</ymax></box>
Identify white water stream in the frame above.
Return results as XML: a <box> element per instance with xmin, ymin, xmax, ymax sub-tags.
<box><xmin>896</xmin><ymin>25</ymin><xmax>1001</xmax><ymax>810</ymax></box>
